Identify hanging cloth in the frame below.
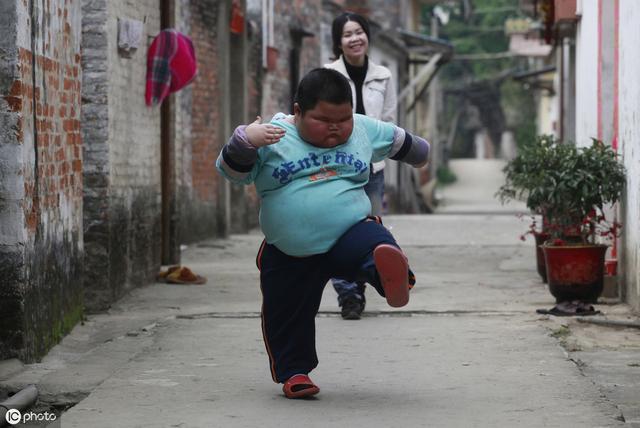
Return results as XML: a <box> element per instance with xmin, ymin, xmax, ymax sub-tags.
<box><xmin>145</xmin><ymin>29</ymin><xmax>197</xmax><ymax>106</ymax></box>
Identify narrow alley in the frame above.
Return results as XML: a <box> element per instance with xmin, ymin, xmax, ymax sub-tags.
<box><xmin>2</xmin><ymin>0</ymin><xmax>640</xmax><ymax>426</ymax></box>
<box><xmin>2</xmin><ymin>159</ymin><xmax>638</xmax><ymax>427</ymax></box>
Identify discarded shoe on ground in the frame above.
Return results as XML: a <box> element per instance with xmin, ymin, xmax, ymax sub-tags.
<box><xmin>156</xmin><ymin>265</ymin><xmax>181</xmax><ymax>282</ymax></box>
<box><xmin>536</xmin><ymin>300</ymin><xmax>601</xmax><ymax>316</ymax></box>
<box><xmin>157</xmin><ymin>266</ymin><xmax>207</xmax><ymax>285</ymax></box>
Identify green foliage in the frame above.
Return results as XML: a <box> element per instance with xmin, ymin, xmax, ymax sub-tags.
<box><xmin>430</xmin><ymin>0</ymin><xmax>518</xmax><ymax>80</ymax></box>
<box><xmin>428</xmin><ymin>0</ymin><xmax>536</xmax><ymax>152</ymax></box>
<box><xmin>497</xmin><ymin>135</ymin><xmax>627</xmax><ymax>244</ymax></box>
<box><xmin>436</xmin><ymin>165</ymin><xmax>458</xmax><ymax>185</ymax></box>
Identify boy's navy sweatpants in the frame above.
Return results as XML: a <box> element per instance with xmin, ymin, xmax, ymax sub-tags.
<box><xmin>256</xmin><ymin>218</ymin><xmax>400</xmax><ymax>383</ymax></box>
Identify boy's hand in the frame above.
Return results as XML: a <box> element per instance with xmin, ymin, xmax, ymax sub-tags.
<box><xmin>246</xmin><ymin>116</ymin><xmax>286</xmax><ymax>147</ymax></box>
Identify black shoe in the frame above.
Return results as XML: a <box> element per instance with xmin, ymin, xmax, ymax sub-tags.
<box><xmin>341</xmin><ymin>296</ymin><xmax>365</xmax><ymax>320</ymax></box>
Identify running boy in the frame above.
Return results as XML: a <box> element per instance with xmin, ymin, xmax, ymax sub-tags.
<box><xmin>216</xmin><ymin>68</ymin><xmax>429</xmax><ymax>399</ymax></box>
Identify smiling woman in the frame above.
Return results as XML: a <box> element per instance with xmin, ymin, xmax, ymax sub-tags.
<box><xmin>340</xmin><ymin>20</ymin><xmax>369</xmax><ymax>67</ymax></box>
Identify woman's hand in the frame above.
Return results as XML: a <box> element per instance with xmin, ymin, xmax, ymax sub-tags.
<box><xmin>246</xmin><ymin>116</ymin><xmax>286</xmax><ymax>147</ymax></box>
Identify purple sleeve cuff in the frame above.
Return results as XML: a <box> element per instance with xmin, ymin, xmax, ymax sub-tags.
<box><xmin>222</xmin><ymin>125</ymin><xmax>258</xmax><ymax>172</ymax></box>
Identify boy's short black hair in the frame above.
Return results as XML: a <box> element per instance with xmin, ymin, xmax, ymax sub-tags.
<box><xmin>294</xmin><ymin>68</ymin><xmax>353</xmax><ymax>115</ymax></box>
<box><xmin>331</xmin><ymin>12</ymin><xmax>371</xmax><ymax>59</ymax></box>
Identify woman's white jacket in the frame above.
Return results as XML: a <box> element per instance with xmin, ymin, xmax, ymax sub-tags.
<box><xmin>324</xmin><ymin>56</ymin><xmax>397</xmax><ymax>123</ymax></box>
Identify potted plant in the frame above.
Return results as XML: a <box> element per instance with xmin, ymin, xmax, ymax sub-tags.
<box><xmin>539</xmin><ymin>139</ymin><xmax>625</xmax><ymax>303</ymax></box>
<box><xmin>498</xmin><ymin>137</ymin><xmax>626</xmax><ymax>302</ymax></box>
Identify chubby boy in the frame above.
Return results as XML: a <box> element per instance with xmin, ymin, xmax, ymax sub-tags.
<box><xmin>216</xmin><ymin>68</ymin><xmax>429</xmax><ymax>398</ymax></box>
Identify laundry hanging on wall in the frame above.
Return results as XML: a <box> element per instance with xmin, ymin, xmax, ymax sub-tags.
<box><xmin>118</xmin><ymin>18</ymin><xmax>144</xmax><ymax>56</ymax></box>
<box><xmin>145</xmin><ymin>29</ymin><xmax>197</xmax><ymax>107</ymax></box>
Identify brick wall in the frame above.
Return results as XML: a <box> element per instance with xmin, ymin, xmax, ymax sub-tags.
<box><xmin>178</xmin><ymin>0</ymin><xmax>225</xmax><ymax>242</ymax></box>
<box><xmin>0</xmin><ymin>0</ymin><xmax>84</xmax><ymax>362</ymax></box>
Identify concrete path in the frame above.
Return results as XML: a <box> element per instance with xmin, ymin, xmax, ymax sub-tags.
<box><xmin>1</xmin><ymin>159</ymin><xmax>639</xmax><ymax>428</ymax></box>
<box><xmin>437</xmin><ymin>158</ymin><xmax>528</xmax><ymax>214</ymax></box>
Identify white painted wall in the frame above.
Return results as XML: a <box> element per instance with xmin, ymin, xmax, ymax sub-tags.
<box><xmin>574</xmin><ymin>0</ymin><xmax>599</xmax><ymax>147</ymax></box>
<box><xmin>618</xmin><ymin>0</ymin><xmax>640</xmax><ymax>312</ymax></box>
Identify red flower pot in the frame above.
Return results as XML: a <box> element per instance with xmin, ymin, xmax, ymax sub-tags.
<box><xmin>542</xmin><ymin>244</ymin><xmax>607</xmax><ymax>303</ymax></box>
<box><xmin>534</xmin><ymin>232</ymin><xmax>550</xmax><ymax>283</ymax></box>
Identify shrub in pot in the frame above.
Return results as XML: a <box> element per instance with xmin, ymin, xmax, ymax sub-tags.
<box><xmin>498</xmin><ymin>137</ymin><xmax>626</xmax><ymax>301</ymax></box>
<box><xmin>539</xmin><ymin>139</ymin><xmax>625</xmax><ymax>302</ymax></box>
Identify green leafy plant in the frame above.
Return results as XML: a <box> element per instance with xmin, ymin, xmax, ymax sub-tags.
<box><xmin>497</xmin><ymin>134</ymin><xmax>562</xmax><ymax>217</ymax></box>
<box><xmin>497</xmin><ymin>135</ymin><xmax>626</xmax><ymax>245</ymax></box>
<box><xmin>436</xmin><ymin>165</ymin><xmax>457</xmax><ymax>185</ymax></box>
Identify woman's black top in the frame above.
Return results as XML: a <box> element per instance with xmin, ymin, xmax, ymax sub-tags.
<box><xmin>343</xmin><ymin>56</ymin><xmax>368</xmax><ymax>115</ymax></box>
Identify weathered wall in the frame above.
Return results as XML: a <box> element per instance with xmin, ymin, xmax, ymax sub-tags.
<box><xmin>242</xmin><ymin>0</ymin><xmax>264</xmax><ymax>228</ymax></box>
<box><xmin>107</xmin><ymin>0</ymin><xmax>162</xmax><ymax>295</ymax></box>
<box><xmin>178</xmin><ymin>0</ymin><xmax>226</xmax><ymax>242</ymax></box>
<box><xmin>574</xmin><ymin>0</ymin><xmax>598</xmax><ymax>147</ymax></box>
<box><xmin>259</xmin><ymin>0</ymin><xmax>323</xmax><ymax>118</ymax></box>
<box><xmin>0</xmin><ymin>0</ymin><xmax>23</xmax><ymax>359</ymax></box>
<box><xmin>598</xmin><ymin>0</ymin><xmax>616</xmax><ymax>144</ymax></box>
<box><xmin>618</xmin><ymin>0</ymin><xmax>640</xmax><ymax>312</ymax></box>
<box><xmin>178</xmin><ymin>0</ymin><xmax>254</xmax><ymax>240</ymax></box>
<box><xmin>0</xmin><ymin>0</ymin><xmax>84</xmax><ymax>362</ymax></box>
<box><xmin>82</xmin><ymin>0</ymin><xmax>161</xmax><ymax>311</ymax></box>
<box><xmin>81</xmin><ymin>0</ymin><xmax>111</xmax><ymax>309</ymax></box>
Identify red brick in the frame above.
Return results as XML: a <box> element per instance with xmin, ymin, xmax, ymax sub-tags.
<box><xmin>9</xmin><ymin>80</ymin><xmax>22</xmax><ymax>96</ymax></box>
<box><xmin>63</xmin><ymin>119</ymin><xmax>75</xmax><ymax>132</ymax></box>
<box><xmin>4</xmin><ymin>96</ymin><xmax>22</xmax><ymax>111</ymax></box>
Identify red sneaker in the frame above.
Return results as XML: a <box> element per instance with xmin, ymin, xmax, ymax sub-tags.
<box><xmin>373</xmin><ymin>244</ymin><xmax>410</xmax><ymax>308</ymax></box>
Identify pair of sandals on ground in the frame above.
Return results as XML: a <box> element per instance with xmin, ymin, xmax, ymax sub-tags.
<box><xmin>282</xmin><ymin>244</ymin><xmax>411</xmax><ymax>399</ymax></box>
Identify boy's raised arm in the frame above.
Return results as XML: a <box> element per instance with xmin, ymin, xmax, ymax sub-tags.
<box><xmin>216</xmin><ymin>125</ymin><xmax>258</xmax><ymax>182</ymax></box>
<box><xmin>388</xmin><ymin>127</ymin><xmax>430</xmax><ymax>168</ymax></box>
<box><xmin>216</xmin><ymin>116</ymin><xmax>285</xmax><ymax>183</ymax></box>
